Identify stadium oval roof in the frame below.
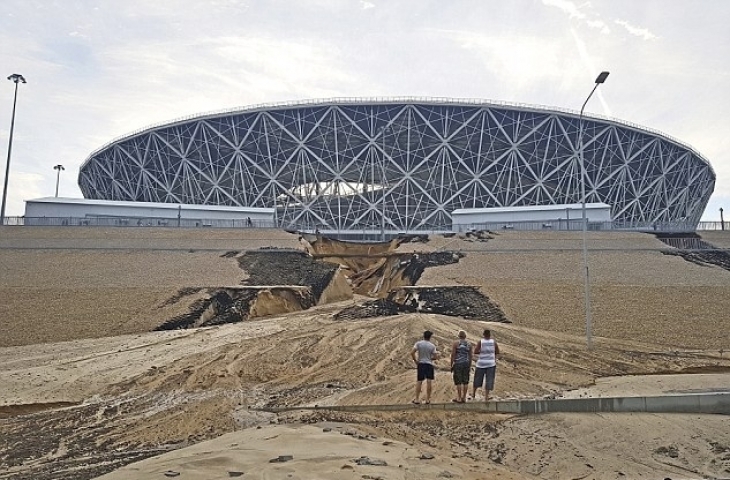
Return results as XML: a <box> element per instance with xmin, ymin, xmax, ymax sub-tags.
<box><xmin>79</xmin><ymin>97</ymin><xmax>715</xmax><ymax>231</ymax></box>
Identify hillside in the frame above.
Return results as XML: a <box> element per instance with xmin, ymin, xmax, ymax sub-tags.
<box><xmin>1</xmin><ymin>226</ymin><xmax>729</xmax><ymax>480</ymax></box>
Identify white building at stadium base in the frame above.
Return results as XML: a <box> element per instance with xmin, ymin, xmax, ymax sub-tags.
<box><xmin>77</xmin><ymin>98</ymin><xmax>715</xmax><ymax>233</ymax></box>
<box><xmin>23</xmin><ymin>197</ymin><xmax>273</xmax><ymax>228</ymax></box>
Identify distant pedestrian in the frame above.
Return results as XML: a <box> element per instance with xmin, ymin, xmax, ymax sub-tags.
<box><xmin>450</xmin><ymin>330</ymin><xmax>472</xmax><ymax>403</ymax></box>
<box><xmin>246</xmin><ymin>217</ymin><xmax>253</xmax><ymax>227</ymax></box>
<box><xmin>410</xmin><ymin>330</ymin><xmax>439</xmax><ymax>404</ymax></box>
<box><xmin>470</xmin><ymin>329</ymin><xmax>500</xmax><ymax>402</ymax></box>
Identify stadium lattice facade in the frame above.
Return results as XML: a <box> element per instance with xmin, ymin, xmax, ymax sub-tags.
<box><xmin>79</xmin><ymin>98</ymin><xmax>715</xmax><ymax>231</ymax></box>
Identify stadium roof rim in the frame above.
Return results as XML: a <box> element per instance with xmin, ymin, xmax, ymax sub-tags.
<box><xmin>81</xmin><ymin>96</ymin><xmax>712</xmax><ymax>172</ymax></box>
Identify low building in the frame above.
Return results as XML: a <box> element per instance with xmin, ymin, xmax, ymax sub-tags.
<box><xmin>451</xmin><ymin>203</ymin><xmax>612</xmax><ymax>231</ymax></box>
<box><xmin>23</xmin><ymin>197</ymin><xmax>274</xmax><ymax>227</ymax></box>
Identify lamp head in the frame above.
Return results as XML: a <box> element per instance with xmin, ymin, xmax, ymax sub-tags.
<box><xmin>7</xmin><ymin>74</ymin><xmax>26</xmax><ymax>84</ymax></box>
<box><xmin>595</xmin><ymin>71</ymin><xmax>610</xmax><ymax>84</ymax></box>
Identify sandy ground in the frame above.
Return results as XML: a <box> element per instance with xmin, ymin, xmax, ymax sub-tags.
<box><xmin>94</xmin><ymin>423</ymin><xmax>527</xmax><ymax>480</ymax></box>
<box><xmin>1</xmin><ymin>307</ymin><xmax>729</xmax><ymax>480</ymax></box>
<box><xmin>1</xmin><ymin>227</ymin><xmax>729</xmax><ymax>480</ymax></box>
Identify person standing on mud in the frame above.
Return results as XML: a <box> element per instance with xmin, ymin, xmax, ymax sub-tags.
<box><xmin>450</xmin><ymin>330</ymin><xmax>472</xmax><ymax>403</ymax></box>
<box><xmin>411</xmin><ymin>330</ymin><xmax>439</xmax><ymax>404</ymax></box>
<box><xmin>471</xmin><ymin>329</ymin><xmax>500</xmax><ymax>402</ymax></box>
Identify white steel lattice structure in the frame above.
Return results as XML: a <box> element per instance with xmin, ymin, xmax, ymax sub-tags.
<box><xmin>79</xmin><ymin>98</ymin><xmax>715</xmax><ymax>231</ymax></box>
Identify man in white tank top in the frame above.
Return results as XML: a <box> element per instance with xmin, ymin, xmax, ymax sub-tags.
<box><xmin>470</xmin><ymin>329</ymin><xmax>500</xmax><ymax>402</ymax></box>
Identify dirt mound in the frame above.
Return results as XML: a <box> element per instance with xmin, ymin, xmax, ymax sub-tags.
<box><xmin>3</xmin><ymin>305</ymin><xmax>730</xmax><ymax>480</ymax></box>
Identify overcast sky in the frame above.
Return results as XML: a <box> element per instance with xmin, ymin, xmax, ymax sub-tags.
<box><xmin>0</xmin><ymin>0</ymin><xmax>728</xmax><ymax>220</ymax></box>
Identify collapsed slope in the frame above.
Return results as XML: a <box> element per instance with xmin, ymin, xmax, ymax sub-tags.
<box><xmin>155</xmin><ymin>233</ymin><xmax>507</xmax><ymax>329</ymax></box>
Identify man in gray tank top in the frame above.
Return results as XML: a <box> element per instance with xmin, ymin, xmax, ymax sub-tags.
<box><xmin>450</xmin><ymin>330</ymin><xmax>472</xmax><ymax>403</ymax></box>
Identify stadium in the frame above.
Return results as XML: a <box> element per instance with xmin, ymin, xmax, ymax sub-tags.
<box><xmin>78</xmin><ymin>98</ymin><xmax>715</xmax><ymax>232</ymax></box>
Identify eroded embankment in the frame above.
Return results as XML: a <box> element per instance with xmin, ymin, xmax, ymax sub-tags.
<box><xmin>155</xmin><ymin>249</ymin><xmax>347</xmax><ymax>330</ymax></box>
<box><xmin>656</xmin><ymin>233</ymin><xmax>730</xmax><ymax>271</ymax></box>
<box><xmin>156</xmin><ymin>232</ymin><xmax>511</xmax><ymax>330</ymax></box>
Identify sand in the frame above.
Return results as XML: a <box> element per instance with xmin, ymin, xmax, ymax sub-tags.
<box><xmin>1</xmin><ymin>226</ymin><xmax>729</xmax><ymax>480</ymax></box>
<box><xmin>94</xmin><ymin>423</ymin><xmax>527</xmax><ymax>480</ymax></box>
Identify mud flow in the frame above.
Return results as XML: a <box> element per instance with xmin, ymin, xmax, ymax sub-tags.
<box><xmin>156</xmin><ymin>232</ymin><xmax>510</xmax><ymax>329</ymax></box>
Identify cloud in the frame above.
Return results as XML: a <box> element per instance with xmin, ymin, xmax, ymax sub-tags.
<box><xmin>0</xmin><ymin>0</ymin><xmax>726</xmax><ymax>221</ymax></box>
<box><xmin>438</xmin><ymin>29</ymin><xmax>586</xmax><ymax>92</ymax></box>
<box><xmin>2</xmin><ymin>172</ymin><xmax>44</xmax><ymax>218</ymax></box>
<box><xmin>569</xmin><ymin>29</ymin><xmax>612</xmax><ymax>117</ymax></box>
<box><xmin>614</xmin><ymin>19</ymin><xmax>658</xmax><ymax>40</ymax></box>
<box><xmin>542</xmin><ymin>0</ymin><xmax>585</xmax><ymax>19</ymax></box>
<box><xmin>586</xmin><ymin>20</ymin><xmax>610</xmax><ymax>35</ymax></box>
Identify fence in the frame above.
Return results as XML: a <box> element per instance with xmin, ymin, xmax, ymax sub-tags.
<box><xmin>3</xmin><ymin>216</ymin><xmax>278</xmax><ymax>229</ymax></box>
<box><xmin>1</xmin><ymin>216</ymin><xmax>727</xmax><ymax>234</ymax></box>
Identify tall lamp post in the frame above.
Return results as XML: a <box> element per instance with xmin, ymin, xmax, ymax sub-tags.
<box><xmin>1</xmin><ymin>73</ymin><xmax>27</xmax><ymax>225</ymax></box>
<box><xmin>720</xmin><ymin>207</ymin><xmax>725</xmax><ymax>231</ymax></box>
<box><xmin>579</xmin><ymin>71</ymin><xmax>609</xmax><ymax>350</ymax></box>
<box><xmin>53</xmin><ymin>164</ymin><xmax>65</xmax><ymax>197</ymax></box>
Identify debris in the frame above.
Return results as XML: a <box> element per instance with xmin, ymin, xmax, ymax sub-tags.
<box><xmin>238</xmin><ymin>250</ymin><xmax>339</xmax><ymax>302</ymax></box>
<box><xmin>354</xmin><ymin>456</ymin><xmax>388</xmax><ymax>466</ymax></box>
<box><xmin>335</xmin><ymin>286</ymin><xmax>511</xmax><ymax>323</ymax></box>
<box><xmin>269</xmin><ymin>455</ymin><xmax>294</xmax><ymax>463</ymax></box>
<box><xmin>654</xmin><ymin>445</ymin><xmax>679</xmax><ymax>458</ymax></box>
<box><xmin>334</xmin><ymin>299</ymin><xmax>401</xmax><ymax>320</ymax></box>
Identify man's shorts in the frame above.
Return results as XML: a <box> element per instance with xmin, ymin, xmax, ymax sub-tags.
<box><xmin>473</xmin><ymin>366</ymin><xmax>496</xmax><ymax>390</ymax></box>
<box><xmin>452</xmin><ymin>362</ymin><xmax>470</xmax><ymax>385</ymax></box>
<box><xmin>417</xmin><ymin>363</ymin><xmax>435</xmax><ymax>381</ymax></box>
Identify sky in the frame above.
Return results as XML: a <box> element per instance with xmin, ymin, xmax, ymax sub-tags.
<box><xmin>0</xmin><ymin>0</ymin><xmax>728</xmax><ymax>220</ymax></box>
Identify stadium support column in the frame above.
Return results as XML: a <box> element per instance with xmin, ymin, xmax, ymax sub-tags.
<box><xmin>1</xmin><ymin>73</ymin><xmax>27</xmax><ymax>225</ymax></box>
<box><xmin>579</xmin><ymin>71</ymin><xmax>609</xmax><ymax>350</ymax></box>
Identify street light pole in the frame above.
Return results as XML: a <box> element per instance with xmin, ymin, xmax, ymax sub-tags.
<box><xmin>1</xmin><ymin>73</ymin><xmax>27</xmax><ymax>225</ymax></box>
<box><xmin>720</xmin><ymin>207</ymin><xmax>725</xmax><ymax>231</ymax></box>
<box><xmin>579</xmin><ymin>70</ymin><xmax>609</xmax><ymax>350</ymax></box>
<box><xmin>53</xmin><ymin>164</ymin><xmax>65</xmax><ymax>197</ymax></box>
<box><xmin>380</xmin><ymin>126</ymin><xmax>387</xmax><ymax>241</ymax></box>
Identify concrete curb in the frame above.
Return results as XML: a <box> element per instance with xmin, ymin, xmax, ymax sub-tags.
<box><xmin>258</xmin><ymin>393</ymin><xmax>730</xmax><ymax>415</ymax></box>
